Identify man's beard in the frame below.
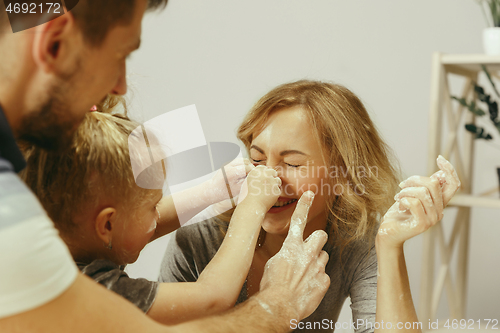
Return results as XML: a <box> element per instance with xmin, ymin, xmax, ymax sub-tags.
<box><xmin>18</xmin><ymin>75</ymin><xmax>84</xmax><ymax>152</ymax></box>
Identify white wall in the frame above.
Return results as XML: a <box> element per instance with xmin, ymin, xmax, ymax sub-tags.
<box><xmin>125</xmin><ymin>0</ymin><xmax>500</xmax><ymax>329</ymax></box>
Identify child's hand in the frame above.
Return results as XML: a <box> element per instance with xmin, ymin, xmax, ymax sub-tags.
<box><xmin>205</xmin><ymin>157</ymin><xmax>254</xmax><ymax>205</ymax></box>
<box><xmin>237</xmin><ymin>165</ymin><xmax>282</xmax><ymax>212</ymax></box>
<box><xmin>377</xmin><ymin>155</ymin><xmax>460</xmax><ymax>248</ymax></box>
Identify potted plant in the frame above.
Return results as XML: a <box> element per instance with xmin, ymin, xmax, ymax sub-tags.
<box><xmin>451</xmin><ymin>65</ymin><xmax>500</xmax><ymax>194</ymax></box>
<box><xmin>476</xmin><ymin>0</ymin><xmax>500</xmax><ymax>54</ymax></box>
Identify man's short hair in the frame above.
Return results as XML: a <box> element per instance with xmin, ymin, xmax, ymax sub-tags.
<box><xmin>0</xmin><ymin>0</ymin><xmax>168</xmax><ymax>45</ymax></box>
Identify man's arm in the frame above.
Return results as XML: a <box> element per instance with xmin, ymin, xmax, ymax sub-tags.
<box><xmin>0</xmin><ymin>274</ymin><xmax>295</xmax><ymax>333</ymax></box>
<box><xmin>1</xmin><ymin>191</ymin><xmax>330</xmax><ymax>333</ymax></box>
<box><xmin>173</xmin><ymin>288</ymin><xmax>298</xmax><ymax>332</ymax></box>
<box><xmin>0</xmin><ymin>274</ymin><xmax>171</xmax><ymax>333</ymax></box>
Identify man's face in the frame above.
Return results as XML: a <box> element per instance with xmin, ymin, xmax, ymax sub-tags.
<box><xmin>18</xmin><ymin>0</ymin><xmax>148</xmax><ymax>151</ymax></box>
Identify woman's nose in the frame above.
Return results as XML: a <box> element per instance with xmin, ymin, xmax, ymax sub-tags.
<box><xmin>267</xmin><ymin>164</ymin><xmax>283</xmax><ymax>178</ymax></box>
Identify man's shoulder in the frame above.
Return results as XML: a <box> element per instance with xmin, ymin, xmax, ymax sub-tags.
<box><xmin>0</xmin><ymin>168</ymin><xmax>47</xmax><ymax>231</ymax></box>
<box><xmin>0</xmin><ymin>156</ymin><xmax>14</xmax><ymax>173</ymax></box>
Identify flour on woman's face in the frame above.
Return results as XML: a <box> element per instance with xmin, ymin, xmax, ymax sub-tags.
<box><xmin>249</xmin><ymin>106</ymin><xmax>329</xmax><ymax>238</ymax></box>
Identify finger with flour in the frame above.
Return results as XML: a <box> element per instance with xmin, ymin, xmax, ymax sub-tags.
<box><xmin>260</xmin><ymin>189</ymin><xmax>330</xmax><ymax>320</ymax></box>
<box><xmin>395</xmin><ymin>186</ymin><xmax>441</xmax><ymax>221</ymax></box>
<box><xmin>399</xmin><ymin>155</ymin><xmax>460</xmax><ymax>209</ymax></box>
<box><xmin>433</xmin><ymin>155</ymin><xmax>460</xmax><ymax>206</ymax></box>
<box><xmin>285</xmin><ymin>191</ymin><xmax>315</xmax><ymax>241</ymax></box>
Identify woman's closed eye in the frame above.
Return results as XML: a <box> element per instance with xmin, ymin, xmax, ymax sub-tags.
<box><xmin>252</xmin><ymin>160</ymin><xmax>301</xmax><ymax>168</ymax></box>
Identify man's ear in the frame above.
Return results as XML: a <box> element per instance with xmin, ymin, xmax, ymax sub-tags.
<box><xmin>31</xmin><ymin>12</ymin><xmax>81</xmax><ymax>75</ymax></box>
<box><xmin>95</xmin><ymin>207</ymin><xmax>117</xmax><ymax>246</ymax></box>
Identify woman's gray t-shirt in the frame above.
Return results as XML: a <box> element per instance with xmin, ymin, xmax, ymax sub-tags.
<box><xmin>159</xmin><ymin>219</ymin><xmax>377</xmax><ymax>333</ymax></box>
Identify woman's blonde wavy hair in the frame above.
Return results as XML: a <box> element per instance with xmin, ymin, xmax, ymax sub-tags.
<box><xmin>20</xmin><ymin>97</ymin><xmax>162</xmax><ymax>235</ymax></box>
<box><xmin>219</xmin><ymin>80</ymin><xmax>400</xmax><ymax>253</ymax></box>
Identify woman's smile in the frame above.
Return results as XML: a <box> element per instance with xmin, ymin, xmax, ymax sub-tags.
<box><xmin>268</xmin><ymin>196</ymin><xmax>298</xmax><ymax>214</ymax></box>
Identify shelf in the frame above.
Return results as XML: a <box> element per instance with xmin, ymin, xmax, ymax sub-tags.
<box><xmin>441</xmin><ymin>54</ymin><xmax>500</xmax><ymax>72</ymax></box>
<box><xmin>421</xmin><ymin>52</ymin><xmax>499</xmax><ymax>323</ymax></box>
<box><xmin>449</xmin><ymin>193</ymin><xmax>500</xmax><ymax>209</ymax></box>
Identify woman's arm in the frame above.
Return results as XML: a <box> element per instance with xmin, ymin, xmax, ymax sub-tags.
<box><xmin>148</xmin><ymin>165</ymin><xmax>282</xmax><ymax>325</ymax></box>
<box><xmin>150</xmin><ymin>158</ymin><xmax>253</xmax><ymax>241</ymax></box>
<box><xmin>348</xmin><ymin>244</ymin><xmax>378</xmax><ymax>333</ymax></box>
<box><xmin>374</xmin><ymin>156</ymin><xmax>460</xmax><ymax>332</ymax></box>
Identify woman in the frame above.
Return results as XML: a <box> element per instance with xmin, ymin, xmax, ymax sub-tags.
<box><xmin>159</xmin><ymin>80</ymin><xmax>459</xmax><ymax>332</ymax></box>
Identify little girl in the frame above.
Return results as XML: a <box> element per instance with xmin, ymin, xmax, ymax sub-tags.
<box><xmin>21</xmin><ymin>107</ymin><xmax>285</xmax><ymax>325</ymax></box>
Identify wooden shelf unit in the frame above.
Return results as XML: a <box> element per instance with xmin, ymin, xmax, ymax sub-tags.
<box><xmin>450</xmin><ymin>193</ymin><xmax>500</xmax><ymax>209</ymax></box>
<box><xmin>420</xmin><ymin>53</ymin><xmax>500</xmax><ymax>328</ymax></box>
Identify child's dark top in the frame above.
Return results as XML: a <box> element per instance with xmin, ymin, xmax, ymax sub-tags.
<box><xmin>77</xmin><ymin>259</ymin><xmax>159</xmax><ymax>313</ymax></box>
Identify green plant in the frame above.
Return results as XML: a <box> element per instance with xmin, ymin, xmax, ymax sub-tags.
<box><xmin>476</xmin><ymin>0</ymin><xmax>500</xmax><ymax>27</ymax></box>
<box><xmin>451</xmin><ymin>65</ymin><xmax>500</xmax><ymax>140</ymax></box>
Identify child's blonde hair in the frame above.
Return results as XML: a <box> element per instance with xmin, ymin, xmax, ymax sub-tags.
<box><xmin>21</xmin><ymin>102</ymin><xmax>162</xmax><ymax>235</ymax></box>
<box><xmin>220</xmin><ymin>80</ymin><xmax>400</xmax><ymax>253</ymax></box>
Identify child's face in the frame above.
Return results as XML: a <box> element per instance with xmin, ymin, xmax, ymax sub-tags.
<box><xmin>113</xmin><ymin>191</ymin><xmax>163</xmax><ymax>264</ymax></box>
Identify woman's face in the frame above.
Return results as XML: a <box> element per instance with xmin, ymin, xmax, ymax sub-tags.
<box><xmin>249</xmin><ymin>106</ymin><xmax>329</xmax><ymax>238</ymax></box>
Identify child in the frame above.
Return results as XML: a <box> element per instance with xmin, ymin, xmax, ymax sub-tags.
<box><xmin>21</xmin><ymin>109</ymin><xmax>284</xmax><ymax>325</ymax></box>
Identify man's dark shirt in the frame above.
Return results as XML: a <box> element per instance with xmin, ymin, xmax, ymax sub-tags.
<box><xmin>0</xmin><ymin>104</ymin><xmax>26</xmax><ymax>173</ymax></box>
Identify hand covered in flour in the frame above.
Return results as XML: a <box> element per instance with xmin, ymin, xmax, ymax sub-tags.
<box><xmin>237</xmin><ymin>165</ymin><xmax>282</xmax><ymax>211</ymax></box>
<box><xmin>377</xmin><ymin>155</ymin><xmax>461</xmax><ymax>248</ymax></box>
<box><xmin>259</xmin><ymin>191</ymin><xmax>330</xmax><ymax>321</ymax></box>
<box><xmin>203</xmin><ymin>157</ymin><xmax>254</xmax><ymax>206</ymax></box>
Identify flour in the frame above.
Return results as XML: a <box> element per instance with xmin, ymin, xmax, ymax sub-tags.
<box><xmin>258</xmin><ymin>299</ymin><xmax>273</xmax><ymax>315</ymax></box>
<box><xmin>290</xmin><ymin>224</ymin><xmax>302</xmax><ymax>237</ymax></box>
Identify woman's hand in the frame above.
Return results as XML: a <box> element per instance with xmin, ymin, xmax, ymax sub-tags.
<box><xmin>377</xmin><ymin>155</ymin><xmax>461</xmax><ymax>249</ymax></box>
<box><xmin>237</xmin><ymin>165</ymin><xmax>282</xmax><ymax>212</ymax></box>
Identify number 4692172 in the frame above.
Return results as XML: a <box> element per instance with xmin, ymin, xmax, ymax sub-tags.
<box><xmin>443</xmin><ymin>319</ymin><xmax>498</xmax><ymax>330</ymax></box>
<box><xmin>6</xmin><ymin>3</ymin><xmax>61</xmax><ymax>14</ymax></box>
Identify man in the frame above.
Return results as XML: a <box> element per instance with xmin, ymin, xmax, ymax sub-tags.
<box><xmin>0</xmin><ymin>1</ymin><xmax>330</xmax><ymax>332</ymax></box>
